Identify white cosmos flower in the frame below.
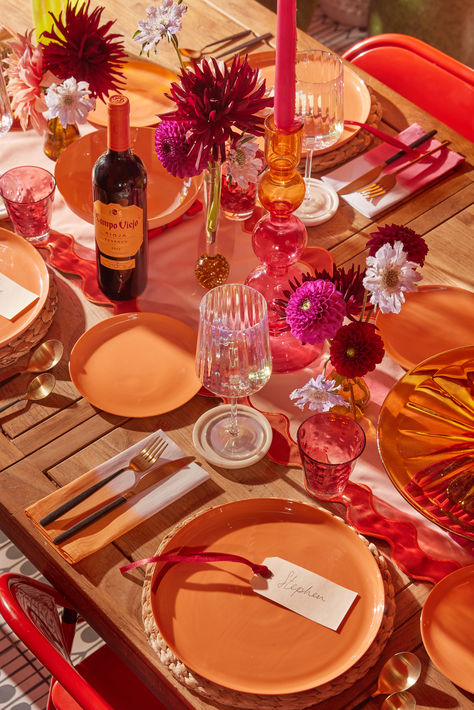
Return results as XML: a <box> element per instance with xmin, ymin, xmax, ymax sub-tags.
<box><xmin>224</xmin><ymin>137</ymin><xmax>263</xmax><ymax>189</ymax></box>
<box><xmin>363</xmin><ymin>241</ymin><xmax>421</xmax><ymax>314</ymax></box>
<box><xmin>134</xmin><ymin>1</ymin><xmax>187</xmax><ymax>54</ymax></box>
<box><xmin>290</xmin><ymin>375</ymin><xmax>348</xmax><ymax>412</ymax></box>
<box><xmin>44</xmin><ymin>78</ymin><xmax>95</xmax><ymax>127</ymax></box>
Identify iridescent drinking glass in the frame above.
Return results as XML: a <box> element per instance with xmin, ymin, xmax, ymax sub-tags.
<box><xmin>193</xmin><ymin>283</ymin><xmax>273</xmax><ymax>469</ymax></box>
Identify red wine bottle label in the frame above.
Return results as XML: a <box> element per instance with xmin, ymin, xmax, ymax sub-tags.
<box><xmin>94</xmin><ymin>201</ymin><xmax>144</xmax><ymax>263</ymax></box>
<box><xmin>99</xmin><ymin>255</ymin><xmax>136</xmax><ymax>270</ymax></box>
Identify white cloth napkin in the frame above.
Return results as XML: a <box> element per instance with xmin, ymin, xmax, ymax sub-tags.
<box><xmin>322</xmin><ymin>123</ymin><xmax>465</xmax><ymax>218</ymax></box>
<box><xmin>94</xmin><ymin>429</ymin><xmax>210</xmax><ymax>519</ymax></box>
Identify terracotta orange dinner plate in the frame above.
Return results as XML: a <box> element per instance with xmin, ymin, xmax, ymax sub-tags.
<box><xmin>88</xmin><ymin>60</ymin><xmax>176</xmax><ymax>128</ymax></box>
<box><xmin>149</xmin><ymin>498</ymin><xmax>385</xmax><ymax>694</ymax></box>
<box><xmin>248</xmin><ymin>50</ymin><xmax>371</xmax><ymax>153</ymax></box>
<box><xmin>69</xmin><ymin>312</ymin><xmax>200</xmax><ymax>417</ymax></box>
<box><xmin>0</xmin><ymin>227</ymin><xmax>49</xmax><ymax>346</ymax></box>
<box><xmin>378</xmin><ymin>346</ymin><xmax>474</xmax><ymax>541</ymax></box>
<box><xmin>421</xmin><ymin>565</ymin><xmax>474</xmax><ymax>693</ymax></box>
<box><xmin>376</xmin><ymin>284</ymin><xmax>474</xmax><ymax>370</ymax></box>
<box><xmin>55</xmin><ymin>127</ymin><xmax>202</xmax><ymax>229</ymax></box>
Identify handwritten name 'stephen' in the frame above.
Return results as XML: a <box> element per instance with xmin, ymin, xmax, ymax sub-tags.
<box><xmin>251</xmin><ymin>557</ymin><xmax>358</xmax><ymax>631</ymax></box>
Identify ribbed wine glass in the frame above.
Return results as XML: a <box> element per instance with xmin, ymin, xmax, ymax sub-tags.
<box><xmin>294</xmin><ymin>50</ymin><xmax>343</xmax><ymax>225</ymax></box>
<box><xmin>193</xmin><ymin>283</ymin><xmax>273</xmax><ymax>469</ymax></box>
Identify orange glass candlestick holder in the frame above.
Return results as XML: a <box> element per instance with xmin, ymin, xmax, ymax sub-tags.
<box><xmin>245</xmin><ymin>114</ymin><xmax>322</xmax><ymax>372</ymax></box>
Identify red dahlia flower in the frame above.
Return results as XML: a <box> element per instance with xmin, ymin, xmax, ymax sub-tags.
<box><xmin>160</xmin><ymin>56</ymin><xmax>273</xmax><ymax>166</ymax></box>
<box><xmin>329</xmin><ymin>322</ymin><xmax>384</xmax><ymax>378</ymax></box>
<box><xmin>367</xmin><ymin>223</ymin><xmax>428</xmax><ymax>266</ymax></box>
<box><xmin>40</xmin><ymin>1</ymin><xmax>126</xmax><ymax>101</ymax></box>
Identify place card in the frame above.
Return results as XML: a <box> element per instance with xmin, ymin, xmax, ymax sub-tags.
<box><xmin>251</xmin><ymin>556</ymin><xmax>358</xmax><ymax>631</ymax></box>
<box><xmin>0</xmin><ymin>273</ymin><xmax>39</xmax><ymax>320</ymax></box>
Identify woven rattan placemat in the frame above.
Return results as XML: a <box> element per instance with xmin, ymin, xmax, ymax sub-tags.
<box><xmin>302</xmin><ymin>86</ymin><xmax>383</xmax><ymax>175</ymax></box>
<box><xmin>0</xmin><ymin>270</ymin><xmax>58</xmax><ymax>368</ymax></box>
<box><xmin>142</xmin><ymin>508</ymin><xmax>395</xmax><ymax>709</ymax></box>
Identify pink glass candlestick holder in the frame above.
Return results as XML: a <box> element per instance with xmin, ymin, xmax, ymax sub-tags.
<box><xmin>297</xmin><ymin>412</ymin><xmax>366</xmax><ymax>500</ymax></box>
<box><xmin>245</xmin><ymin>114</ymin><xmax>322</xmax><ymax>372</ymax></box>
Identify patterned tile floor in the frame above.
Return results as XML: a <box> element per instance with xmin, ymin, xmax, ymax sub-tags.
<box><xmin>0</xmin><ymin>10</ymin><xmax>368</xmax><ymax>709</ymax></box>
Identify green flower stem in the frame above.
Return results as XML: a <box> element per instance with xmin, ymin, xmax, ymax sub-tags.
<box><xmin>171</xmin><ymin>34</ymin><xmax>186</xmax><ymax>72</ymax></box>
<box><xmin>205</xmin><ymin>161</ymin><xmax>222</xmax><ymax>247</ymax></box>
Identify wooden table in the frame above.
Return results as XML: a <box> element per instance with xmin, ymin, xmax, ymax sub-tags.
<box><xmin>1</xmin><ymin>2</ymin><xmax>473</xmax><ymax>709</ymax></box>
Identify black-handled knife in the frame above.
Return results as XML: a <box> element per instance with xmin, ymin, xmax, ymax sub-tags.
<box><xmin>338</xmin><ymin>129</ymin><xmax>438</xmax><ymax>195</ymax></box>
<box><xmin>40</xmin><ymin>465</ymin><xmax>131</xmax><ymax>527</ymax></box>
<box><xmin>215</xmin><ymin>33</ymin><xmax>273</xmax><ymax>59</ymax></box>
<box><xmin>53</xmin><ymin>456</ymin><xmax>195</xmax><ymax>545</ymax></box>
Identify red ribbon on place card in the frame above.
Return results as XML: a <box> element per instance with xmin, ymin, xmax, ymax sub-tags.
<box><xmin>120</xmin><ymin>551</ymin><xmax>272</xmax><ymax>578</ymax></box>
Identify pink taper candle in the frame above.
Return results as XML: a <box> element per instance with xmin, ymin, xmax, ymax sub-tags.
<box><xmin>274</xmin><ymin>0</ymin><xmax>296</xmax><ymax>129</ymax></box>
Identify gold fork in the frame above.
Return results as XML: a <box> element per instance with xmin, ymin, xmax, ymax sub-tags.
<box><xmin>40</xmin><ymin>435</ymin><xmax>168</xmax><ymax>526</ymax></box>
<box><xmin>358</xmin><ymin>140</ymin><xmax>451</xmax><ymax>200</ymax></box>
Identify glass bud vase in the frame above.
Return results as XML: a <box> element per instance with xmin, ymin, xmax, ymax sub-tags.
<box><xmin>330</xmin><ymin>374</ymin><xmax>371</xmax><ymax>420</ymax></box>
<box><xmin>195</xmin><ymin>161</ymin><xmax>230</xmax><ymax>289</ymax></box>
<box><xmin>43</xmin><ymin>117</ymin><xmax>80</xmax><ymax>162</ymax></box>
<box><xmin>245</xmin><ymin>114</ymin><xmax>322</xmax><ymax>373</ymax></box>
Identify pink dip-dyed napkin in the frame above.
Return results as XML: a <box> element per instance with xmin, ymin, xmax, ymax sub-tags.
<box><xmin>322</xmin><ymin>123</ymin><xmax>465</xmax><ymax>218</ymax></box>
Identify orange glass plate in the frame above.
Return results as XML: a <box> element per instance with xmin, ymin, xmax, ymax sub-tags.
<box><xmin>247</xmin><ymin>51</ymin><xmax>371</xmax><ymax>153</ymax></box>
<box><xmin>0</xmin><ymin>227</ymin><xmax>49</xmax><ymax>346</ymax></box>
<box><xmin>150</xmin><ymin>498</ymin><xmax>385</xmax><ymax>694</ymax></box>
<box><xmin>376</xmin><ymin>285</ymin><xmax>474</xmax><ymax>370</ymax></box>
<box><xmin>88</xmin><ymin>60</ymin><xmax>176</xmax><ymax>127</ymax></box>
<box><xmin>421</xmin><ymin>565</ymin><xmax>474</xmax><ymax>693</ymax></box>
<box><xmin>69</xmin><ymin>312</ymin><xmax>200</xmax><ymax>417</ymax></box>
<box><xmin>55</xmin><ymin>127</ymin><xmax>202</xmax><ymax>229</ymax></box>
<box><xmin>378</xmin><ymin>346</ymin><xmax>474</xmax><ymax>541</ymax></box>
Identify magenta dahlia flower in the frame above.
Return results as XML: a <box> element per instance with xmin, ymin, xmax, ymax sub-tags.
<box><xmin>160</xmin><ymin>55</ymin><xmax>273</xmax><ymax>166</ymax></box>
<box><xmin>366</xmin><ymin>223</ymin><xmax>428</xmax><ymax>266</ymax></box>
<box><xmin>40</xmin><ymin>1</ymin><xmax>126</xmax><ymax>101</ymax></box>
<box><xmin>285</xmin><ymin>280</ymin><xmax>346</xmax><ymax>344</ymax></box>
<box><xmin>155</xmin><ymin>120</ymin><xmax>207</xmax><ymax>178</ymax></box>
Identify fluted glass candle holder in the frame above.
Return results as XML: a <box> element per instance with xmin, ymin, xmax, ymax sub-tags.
<box><xmin>245</xmin><ymin>114</ymin><xmax>322</xmax><ymax>372</ymax></box>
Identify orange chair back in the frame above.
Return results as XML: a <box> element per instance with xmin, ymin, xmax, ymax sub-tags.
<box><xmin>342</xmin><ymin>33</ymin><xmax>474</xmax><ymax>141</ymax></box>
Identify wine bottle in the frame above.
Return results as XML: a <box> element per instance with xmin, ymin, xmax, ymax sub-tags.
<box><xmin>93</xmin><ymin>95</ymin><xmax>148</xmax><ymax>300</ymax></box>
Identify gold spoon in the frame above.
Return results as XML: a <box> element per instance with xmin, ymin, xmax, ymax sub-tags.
<box><xmin>372</xmin><ymin>652</ymin><xmax>421</xmax><ymax>697</ymax></box>
<box><xmin>0</xmin><ymin>339</ymin><xmax>63</xmax><ymax>386</ymax></box>
<box><xmin>0</xmin><ymin>373</ymin><xmax>56</xmax><ymax>413</ymax></box>
<box><xmin>180</xmin><ymin>29</ymin><xmax>251</xmax><ymax>60</ymax></box>
<box><xmin>382</xmin><ymin>691</ymin><xmax>416</xmax><ymax>710</ymax></box>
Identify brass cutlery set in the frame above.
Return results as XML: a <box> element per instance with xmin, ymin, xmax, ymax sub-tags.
<box><xmin>180</xmin><ymin>30</ymin><xmax>272</xmax><ymax>61</ymax></box>
<box><xmin>338</xmin><ymin>129</ymin><xmax>451</xmax><ymax>201</ymax></box>
<box><xmin>39</xmin><ymin>435</ymin><xmax>195</xmax><ymax>545</ymax></box>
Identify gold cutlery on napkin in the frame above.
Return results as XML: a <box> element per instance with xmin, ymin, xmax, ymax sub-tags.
<box><xmin>40</xmin><ymin>435</ymin><xmax>168</xmax><ymax>527</ymax></box>
<box><xmin>338</xmin><ymin>129</ymin><xmax>437</xmax><ymax>195</ymax></box>
<box><xmin>53</xmin><ymin>455</ymin><xmax>195</xmax><ymax>545</ymax></box>
<box><xmin>358</xmin><ymin>140</ymin><xmax>450</xmax><ymax>199</ymax></box>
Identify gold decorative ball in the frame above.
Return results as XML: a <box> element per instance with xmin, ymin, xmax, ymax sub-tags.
<box><xmin>195</xmin><ymin>253</ymin><xmax>230</xmax><ymax>290</ymax></box>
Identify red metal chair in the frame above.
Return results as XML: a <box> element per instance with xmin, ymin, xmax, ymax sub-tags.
<box><xmin>0</xmin><ymin>573</ymin><xmax>173</xmax><ymax>710</ymax></box>
<box><xmin>342</xmin><ymin>33</ymin><xmax>474</xmax><ymax>142</ymax></box>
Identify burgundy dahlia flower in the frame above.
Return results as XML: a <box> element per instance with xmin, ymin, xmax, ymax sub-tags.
<box><xmin>40</xmin><ymin>1</ymin><xmax>127</xmax><ymax>101</ymax></box>
<box><xmin>160</xmin><ymin>55</ymin><xmax>273</xmax><ymax>166</ymax></box>
<box><xmin>329</xmin><ymin>321</ymin><xmax>384</xmax><ymax>378</ymax></box>
<box><xmin>366</xmin><ymin>223</ymin><xmax>428</xmax><ymax>267</ymax></box>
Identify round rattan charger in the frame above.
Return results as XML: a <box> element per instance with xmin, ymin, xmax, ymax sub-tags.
<box><xmin>142</xmin><ymin>507</ymin><xmax>395</xmax><ymax>710</ymax></box>
<box><xmin>300</xmin><ymin>86</ymin><xmax>383</xmax><ymax>176</ymax></box>
<box><xmin>0</xmin><ymin>270</ymin><xmax>58</xmax><ymax>368</ymax></box>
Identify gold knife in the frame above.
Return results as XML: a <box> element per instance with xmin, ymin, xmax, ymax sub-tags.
<box><xmin>53</xmin><ymin>456</ymin><xmax>195</xmax><ymax>545</ymax></box>
<box><xmin>338</xmin><ymin>129</ymin><xmax>437</xmax><ymax>195</ymax></box>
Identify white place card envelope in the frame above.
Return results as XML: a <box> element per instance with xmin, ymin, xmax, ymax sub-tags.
<box><xmin>0</xmin><ymin>273</ymin><xmax>39</xmax><ymax>320</ymax></box>
<box><xmin>251</xmin><ymin>556</ymin><xmax>358</xmax><ymax>631</ymax></box>
<box><xmin>322</xmin><ymin>123</ymin><xmax>465</xmax><ymax>218</ymax></box>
